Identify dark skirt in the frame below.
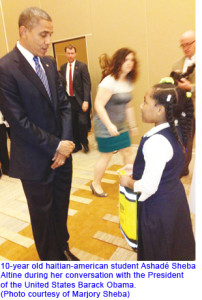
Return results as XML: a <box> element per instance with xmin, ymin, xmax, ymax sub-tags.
<box><xmin>137</xmin><ymin>181</ymin><xmax>195</xmax><ymax>261</ymax></box>
<box><xmin>96</xmin><ymin>131</ymin><xmax>131</xmax><ymax>153</ymax></box>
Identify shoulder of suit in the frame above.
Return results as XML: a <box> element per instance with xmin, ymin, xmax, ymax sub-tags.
<box><xmin>0</xmin><ymin>47</ymin><xmax>18</xmax><ymax>66</ymax></box>
<box><xmin>61</xmin><ymin>62</ymin><xmax>67</xmax><ymax>67</ymax></box>
<box><xmin>172</xmin><ymin>56</ymin><xmax>186</xmax><ymax>69</ymax></box>
<box><xmin>60</xmin><ymin>63</ymin><xmax>67</xmax><ymax>70</ymax></box>
<box><xmin>76</xmin><ymin>60</ymin><xmax>86</xmax><ymax>67</ymax></box>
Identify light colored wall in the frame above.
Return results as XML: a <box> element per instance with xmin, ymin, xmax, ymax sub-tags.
<box><xmin>0</xmin><ymin>0</ymin><xmax>195</xmax><ymax>143</ymax></box>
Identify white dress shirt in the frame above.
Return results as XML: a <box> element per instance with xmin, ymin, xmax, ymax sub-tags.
<box><xmin>0</xmin><ymin>111</ymin><xmax>4</xmax><ymax>124</ymax></box>
<box><xmin>66</xmin><ymin>60</ymin><xmax>76</xmax><ymax>96</ymax></box>
<box><xmin>134</xmin><ymin>123</ymin><xmax>173</xmax><ymax>202</ymax></box>
<box><xmin>17</xmin><ymin>41</ymin><xmax>45</xmax><ymax>72</ymax></box>
<box><xmin>183</xmin><ymin>54</ymin><xmax>195</xmax><ymax>73</ymax></box>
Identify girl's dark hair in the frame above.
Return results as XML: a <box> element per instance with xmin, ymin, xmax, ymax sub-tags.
<box><xmin>151</xmin><ymin>82</ymin><xmax>194</xmax><ymax>149</ymax></box>
<box><xmin>108</xmin><ymin>48</ymin><xmax>138</xmax><ymax>82</ymax></box>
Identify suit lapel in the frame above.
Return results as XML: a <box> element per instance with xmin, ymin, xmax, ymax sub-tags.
<box><xmin>73</xmin><ymin>60</ymin><xmax>79</xmax><ymax>82</ymax></box>
<box><xmin>41</xmin><ymin>58</ymin><xmax>57</xmax><ymax>109</ymax></box>
<box><xmin>14</xmin><ymin>48</ymin><xmax>54</xmax><ymax>109</ymax></box>
<box><xmin>63</xmin><ymin>64</ymin><xmax>67</xmax><ymax>77</ymax></box>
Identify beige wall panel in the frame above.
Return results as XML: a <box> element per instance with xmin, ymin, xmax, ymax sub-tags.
<box><xmin>146</xmin><ymin>0</ymin><xmax>195</xmax><ymax>85</ymax></box>
<box><xmin>0</xmin><ymin>8</ymin><xmax>8</xmax><ymax>56</ymax></box>
<box><xmin>41</xmin><ymin>0</ymin><xmax>92</xmax><ymax>41</ymax></box>
<box><xmin>1</xmin><ymin>0</ymin><xmax>40</xmax><ymax>51</ymax></box>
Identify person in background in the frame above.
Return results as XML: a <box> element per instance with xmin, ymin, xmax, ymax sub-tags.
<box><xmin>99</xmin><ymin>53</ymin><xmax>111</xmax><ymax>81</ymax></box>
<box><xmin>171</xmin><ymin>30</ymin><xmax>195</xmax><ymax>177</ymax></box>
<box><xmin>120</xmin><ymin>78</ymin><xmax>195</xmax><ymax>260</ymax></box>
<box><xmin>60</xmin><ymin>45</ymin><xmax>91</xmax><ymax>153</ymax></box>
<box><xmin>0</xmin><ymin>7</ymin><xmax>79</xmax><ymax>261</ymax></box>
<box><xmin>91</xmin><ymin>48</ymin><xmax>138</xmax><ymax>197</ymax></box>
<box><xmin>0</xmin><ymin>111</ymin><xmax>9</xmax><ymax>177</ymax></box>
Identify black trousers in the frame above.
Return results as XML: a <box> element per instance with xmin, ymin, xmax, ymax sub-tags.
<box><xmin>0</xmin><ymin>124</ymin><xmax>9</xmax><ymax>175</ymax></box>
<box><xmin>21</xmin><ymin>156</ymin><xmax>72</xmax><ymax>261</ymax></box>
<box><xmin>69</xmin><ymin>97</ymin><xmax>89</xmax><ymax>147</ymax></box>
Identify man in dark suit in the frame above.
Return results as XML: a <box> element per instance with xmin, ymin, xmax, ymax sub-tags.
<box><xmin>60</xmin><ymin>45</ymin><xmax>91</xmax><ymax>153</ymax></box>
<box><xmin>0</xmin><ymin>7</ymin><xmax>79</xmax><ymax>261</ymax></box>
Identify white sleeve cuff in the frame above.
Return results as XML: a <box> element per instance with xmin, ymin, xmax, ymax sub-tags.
<box><xmin>56</xmin><ymin>141</ymin><xmax>61</xmax><ymax>151</ymax></box>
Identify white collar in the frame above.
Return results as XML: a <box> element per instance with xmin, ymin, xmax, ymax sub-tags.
<box><xmin>17</xmin><ymin>41</ymin><xmax>45</xmax><ymax>71</ymax></box>
<box><xmin>68</xmin><ymin>60</ymin><xmax>76</xmax><ymax>67</ymax></box>
<box><xmin>185</xmin><ymin>54</ymin><xmax>195</xmax><ymax>63</ymax></box>
<box><xmin>144</xmin><ymin>122</ymin><xmax>170</xmax><ymax>137</ymax></box>
<box><xmin>17</xmin><ymin>41</ymin><xmax>35</xmax><ymax>62</ymax></box>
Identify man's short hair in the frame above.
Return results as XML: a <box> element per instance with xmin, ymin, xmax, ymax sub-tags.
<box><xmin>18</xmin><ymin>7</ymin><xmax>52</xmax><ymax>30</ymax></box>
<box><xmin>65</xmin><ymin>45</ymin><xmax>77</xmax><ymax>53</ymax></box>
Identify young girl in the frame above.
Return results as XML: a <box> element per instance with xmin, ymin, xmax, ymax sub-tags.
<box><xmin>120</xmin><ymin>78</ymin><xmax>195</xmax><ymax>261</ymax></box>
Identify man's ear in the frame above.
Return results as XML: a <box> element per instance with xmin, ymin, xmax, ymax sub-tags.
<box><xmin>19</xmin><ymin>26</ymin><xmax>27</xmax><ymax>37</ymax></box>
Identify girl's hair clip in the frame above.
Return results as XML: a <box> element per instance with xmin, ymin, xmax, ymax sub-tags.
<box><xmin>181</xmin><ymin>112</ymin><xmax>186</xmax><ymax>117</ymax></box>
<box><xmin>186</xmin><ymin>92</ymin><xmax>192</xmax><ymax>98</ymax></box>
<box><xmin>166</xmin><ymin>94</ymin><xmax>172</xmax><ymax>102</ymax></box>
<box><xmin>159</xmin><ymin>77</ymin><xmax>175</xmax><ymax>85</ymax></box>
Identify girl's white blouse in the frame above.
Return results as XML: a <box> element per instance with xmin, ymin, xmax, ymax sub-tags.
<box><xmin>134</xmin><ymin>123</ymin><xmax>174</xmax><ymax>202</ymax></box>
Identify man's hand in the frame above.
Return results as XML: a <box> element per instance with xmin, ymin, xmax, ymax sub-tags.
<box><xmin>177</xmin><ymin>78</ymin><xmax>191</xmax><ymax>91</ymax></box>
<box><xmin>51</xmin><ymin>152</ymin><xmax>66</xmax><ymax>169</ymax></box>
<box><xmin>82</xmin><ymin>101</ymin><xmax>89</xmax><ymax>112</ymax></box>
<box><xmin>58</xmin><ymin>140</ymin><xmax>75</xmax><ymax>157</ymax></box>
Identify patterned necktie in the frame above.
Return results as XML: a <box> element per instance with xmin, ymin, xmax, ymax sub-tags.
<box><xmin>33</xmin><ymin>56</ymin><xmax>52</xmax><ymax>101</ymax></box>
<box><xmin>69</xmin><ymin>63</ymin><xmax>74</xmax><ymax>96</ymax></box>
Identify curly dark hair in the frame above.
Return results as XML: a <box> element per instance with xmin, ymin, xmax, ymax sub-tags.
<box><xmin>151</xmin><ymin>83</ymin><xmax>194</xmax><ymax>149</ymax></box>
<box><xmin>107</xmin><ymin>48</ymin><xmax>138</xmax><ymax>82</ymax></box>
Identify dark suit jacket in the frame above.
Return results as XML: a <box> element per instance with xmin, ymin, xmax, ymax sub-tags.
<box><xmin>0</xmin><ymin>47</ymin><xmax>72</xmax><ymax>180</ymax></box>
<box><xmin>60</xmin><ymin>60</ymin><xmax>91</xmax><ymax>107</ymax></box>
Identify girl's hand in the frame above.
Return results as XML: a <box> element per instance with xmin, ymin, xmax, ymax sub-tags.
<box><xmin>120</xmin><ymin>175</ymin><xmax>134</xmax><ymax>189</ymax></box>
<box><xmin>107</xmin><ymin>123</ymin><xmax>120</xmax><ymax>136</ymax></box>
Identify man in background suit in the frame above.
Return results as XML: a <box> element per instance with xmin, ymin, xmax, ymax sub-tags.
<box><xmin>172</xmin><ymin>30</ymin><xmax>195</xmax><ymax>177</ymax></box>
<box><xmin>60</xmin><ymin>45</ymin><xmax>91</xmax><ymax>153</ymax></box>
<box><xmin>0</xmin><ymin>7</ymin><xmax>79</xmax><ymax>261</ymax></box>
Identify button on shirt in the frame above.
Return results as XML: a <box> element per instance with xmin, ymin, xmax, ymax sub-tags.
<box><xmin>66</xmin><ymin>60</ymin><xmax>76</xmax><ymax>96</ymax></box>
<box><xmin>133</xmin><ymin>123</ymin><xmax>173</xmax><ymax>202</ymax></box>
